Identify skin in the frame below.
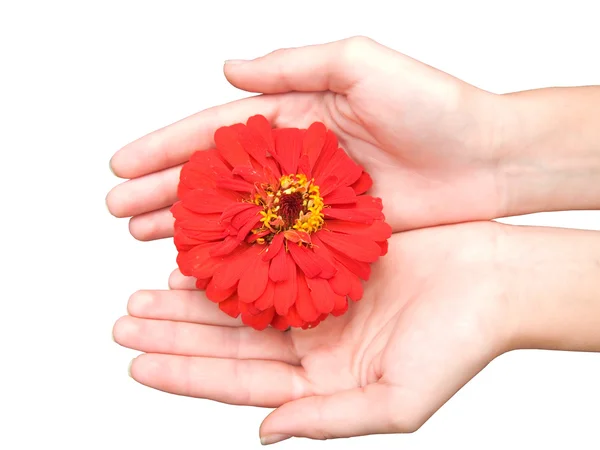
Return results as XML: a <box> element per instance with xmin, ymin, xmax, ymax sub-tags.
<box><xmin>107</xmin><ymin>37</ymin><xmax>600</xmax><ymax>444</ymax></box>
<box><xmin>106</xmin><ymin>36</ymin><xmax>507</xmax><ymax>238</ymax></box>
<box><xmin>114</xmin><ymin>222</ymin><xmax>512</xmax><ymax>442</ymax></box>
<box><xmin>112</xmin><ymin>222</ymin><xmax>600</xmax><ymax>443</ymax></box>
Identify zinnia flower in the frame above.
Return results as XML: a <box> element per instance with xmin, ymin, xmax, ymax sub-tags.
<box><xmin>172</xmin><ymin>115</ymin><xmax>391</xmax><ymax>331</ymax></box>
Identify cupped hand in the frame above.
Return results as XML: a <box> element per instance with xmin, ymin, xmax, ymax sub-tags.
<box><xmin>106</xmin><ymin>36</ymin><xmax>505</xmax><ymax>241</ymax></box>
<box><xmin>112</xmin><ymin>221</ymin><xmax>512</xmax><ymax>444</ymax></box>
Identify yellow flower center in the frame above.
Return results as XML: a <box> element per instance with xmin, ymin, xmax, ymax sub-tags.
<box><xmin>252</xmin><ymin>174</ymin><xmax>325</xmax><ymax>243</ymax></box>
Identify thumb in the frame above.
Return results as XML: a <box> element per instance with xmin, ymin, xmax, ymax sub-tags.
<box><xmin>259</xmin><ymin>383</ymin><xmax>418</xmax><ymax>445</ymax></box>
<box><xmin>224</xmin><ymin>36</ymin><xmax>379</xmax><ymax>95</ymax></box>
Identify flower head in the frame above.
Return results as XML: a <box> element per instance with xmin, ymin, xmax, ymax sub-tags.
<box><xmin>172</xmin><ymin>115</ymin><xmax>391</xmax><ymax>331</ymax></box>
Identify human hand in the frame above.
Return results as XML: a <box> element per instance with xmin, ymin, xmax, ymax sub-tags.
<box><xmin>106</xmin><ymin>36</ymin><xmax>505</xmax><ymax>240</ymax></box>
<box><xmin>112</xmin><ymin>221</ymin><xmax>513</xmax><ymax>443</ymax></box>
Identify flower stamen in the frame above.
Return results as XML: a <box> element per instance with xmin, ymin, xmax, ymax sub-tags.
<box><xmin>252</xmin><ymin>174</ymin><xmax>325</xmax><ymax>245</ymax></box>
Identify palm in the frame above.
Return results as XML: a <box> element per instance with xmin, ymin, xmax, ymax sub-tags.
<box><xmin>106</xmin><ymin>37</ymin><xmax>502</xmax><ymax>240</ymax></box>
<box><xmin>113</xmin><ymin>222</ymin><xmax>508</xmax><ymax>438</ymax></box>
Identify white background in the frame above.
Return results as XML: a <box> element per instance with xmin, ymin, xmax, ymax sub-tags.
<box><xmin>1</xmin><ymin>0</ymin><xmax>599</xmax><ymax>449</ymax></box>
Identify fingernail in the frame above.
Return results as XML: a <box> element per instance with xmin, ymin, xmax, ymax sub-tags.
<box><xmin>225</xmin><ymin>59</ymin><xmax>249</xmax><ymax>65</ymax></box>
<box><xmin>260</xmin><ymin>434</ymin><xmax>291</xmax><ymax>445</ymax></box>
<box><xmin>127</xmin><ymin>359</ymin><xmax>134</xmax><ymax>378</ymax></box>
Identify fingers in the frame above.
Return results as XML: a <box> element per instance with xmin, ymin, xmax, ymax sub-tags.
<box><xmin>106</xmin><ymin>165</ymin><xmax>180</xmax><ymax>218</ymax></box>
<box><xmin>109</xmin><ymin>95</ymin><xmax>280</xmax><ymax>179</ymax></box>
<box><xmin>168</xmin><ymin>269</ymin><xmax>196</xmax><ymax>290</ymax></box>
<box><xmin>127</xmin><ymin>289</ymin><xmax>241</xmax><ymax>326</ymax></box>
<box><xmin>224</xmin><ymin>36</ymin><xmax>378</xmax><ymax>95</ymax></box>
<box><xmin>260</xmin><ymin>384</ymin><xmax>413</xmax><ymax>444</ymax></box>
<box><xmin>129</xmin><ymin>353</ymin><xmax>310</xmax><ymax>407</ymax></box>
<box><xmin>113</xmin><ymin>315</ymin><xmax>299</xmax><ymax>364</ymax></box>
<box><xmin>129</xmin><ymin>208</ymin><xmax>174</xmax><ymax>241</ymax></box>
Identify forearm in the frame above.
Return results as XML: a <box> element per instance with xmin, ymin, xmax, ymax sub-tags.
<box><xmin>502</xmin><ymin>225</ymin><xmax>600</xmax><ymax>352</ymax></box>
<box><xmin>495</xmin><ymin>86</ymin><xmax>600</xmax><ymax>216</ymax></box>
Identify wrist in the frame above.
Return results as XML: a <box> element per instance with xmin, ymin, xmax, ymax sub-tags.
<box><xmin>499</xmin><ymin>226</ymin><xmax>600</xmax><ymax>353</ymax></box>
<box><xmin>492</xmin><ymin>87</ymin><xmax>600</xmax><ymax>217</ymax></box>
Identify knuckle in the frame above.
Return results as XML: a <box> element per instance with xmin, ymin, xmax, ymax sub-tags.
<box><xmin>340</xmin><ymin>36</ymin><xmax>376</xmax><ymax>63</ymax></box>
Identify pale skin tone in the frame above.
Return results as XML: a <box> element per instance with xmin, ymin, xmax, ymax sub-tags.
<box><xmin>114</xmin><ymin>222</ymin><xmax>600</xmax><ymax>443</ymax></box>
<box><xmin>107</xmin><ymin>37</ymin><xmax>600</xmax><ymax>444</ymax></box>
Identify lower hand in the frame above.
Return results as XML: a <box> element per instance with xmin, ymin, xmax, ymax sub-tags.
<box><xmin>113</xmin><ymin>221</ymin><xmax>512</xmax><ymax>443</ymax></box>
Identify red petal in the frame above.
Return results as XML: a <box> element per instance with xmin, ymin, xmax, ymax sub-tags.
<box><xmin>212</xmin><ymin>244</ymin><xmax>255</xmax><ymax>289</ymax></box>
<box><xmin>247</xmin><ymin>230</ymin><xmax>270</xmax><ymax>243</ymax></box>
<box><xmin>284</xmin><ymin>304</ymin><xmax>305</xmax><ymax>328</ymax></box>
<box><xmin>231</xmin><ymin>166</ymin><xmax>264</xmax><ymax>184</ymax></box>
<box><xmin>176</xmin><ymin>242</ymin><xmax>219</xmax><ymax>277</ymax></box>
<box><xmin>269</xmin><ymin>244</ymin><xmax>289</xmax><ymax>282</ymax></box>
<box><xmin>295</xmin><ymin>272</ymin><xmax>320</xmax><ymax>322</ymax></box>
<box><xmin>323</xmin><ymin>207</ymin><xmax>375</xmax><ymax>224</ymax></box>
<box><xmin>351</xmin><ymin>171</ymin><xmax>372</xmax><ymax>194</ymax></box>
<box><xmin>287</xmin><ymin>243</ymin><xmax>321</xmax><ymax>278</ymax></box>
<box><xmin>254</xmin><ymin>280</ymin><xmax>275</xmax><ymax>310</ymax></box>
<box><xmin>214</xmin><ymin>126</ymin><xmax>252</xmax><ymax>168</ymax></box>
<box><xmin>318</xmin><ymin>231</ymin><xmax>381</xmax><ymax>263</ymax></box>
<box><xmin>242</xmin><ymin>307</ymin><xmax>275</xmax><ymax>331</ymax></box>
<box><xmin>298</xmin><ymin>154</ymin><xmax>311</xmax><ymax>178</ymax></box>
<box><xmin>262</xmin><ymin>232</ymin><xmax>285</xmax><ymax>261</ymax></box>
<box><xmin>331</xmin><ymin>292</ymin><xmax>349</xmax><ymax>317</ymax></box>
<box><xmin>318</xmin><ymin>148</ymin><xmax>362</xmax><ymax>188</ymax></box>
<box><xmin>237</xmin><ymin>126</ymin><xmax>270</xmax><ymax>166</ymax></box>
<box><xmin>329</xmin><ymin>262</ymin><xmax>351</xmax><ymax>296</ymax></box>
<box><xmin>319</xmin><ymin>175</ymin><xmax>339</xmax><ymax>196</ymax></box>
<box><xmin>219</xmin><ymin>295</ymin><xmax>240</xmax><ymax>318</ymax></box>
<box><xmin>270</xmin><ymin>314</ymin><xmax>289</xmax><ymax>331</ymax></box>
<box><xmin>220</xmin><ymin>203</ymin><xmax>258</xmax><ymax>224</ymax></box>
<box><xmin>263</xmin><ymin>157</ymin><xmax>281</xmax><ymax>180</ymax></box>
<box><xmin>236</xmin><ymin>217</ymin><xmax>261</xmax><ymax>241</ymax></box>
<box><xmin>239</xmin><ymin>301</ymin><xmax>261</xmax><ymax>315</ymax></box>
<box><xmin>273</xmin><ymin>128</ymin><xmax>302</xmax><ymax>175</ymax></box>
<box><xmin>174</xmin><ymin>231</ymin><xmax>212</xmax><ymax>252</ymax></box>
<box><xmin>348</xmin><ymin>274</ymin><xmax>363</xmax><ymax>301</ymax></box>
<box><xmin>176</xmin><ymin>228</ymin><xmax>229</xmax><ymax>244</ymax></box>
<box><xmin>273</xmin><ymin>257</ymin><xmax>297</xmax><ymax>316</ymax></box>
<box><xmin>323</xmin><ymin>187</ymin><xmax>357</xmax><ymax>205</ymax></box>
<box><xmin>288</xmin><ymin>243</ymin><xmax>336</xmax><ymax>279</ymax></box>
<box><xmin>195</xmin><ymin>278</ymin><xmax>210</xmax><ymax>290</ymax></box>
<box><xmin>302</xmin><ymin>122</ymin><xmax>327</xmax><ymax>170</ymax></box>
<box><xmin>247</xmin><ymin>115</ymin><xmax>274</xmax><ymax>155</ymax></box>
<box><xmin>311</xmin><ymin>233</ymin><xmax>337</xmax><ymax>266</ymax></box>
<box><xmin>206</xmin><ymin>279</ymin><xmax>237</xmax><ymax>303</ymax></box>
<box><xmin>331</xmin><ymin>262</ymin><xmax>363</xmax><ymax>301</ymax></box>
<box><xmin>306</xmin><ymin>277</ymin><xmax>335</xmax><ymax>314</ymax></box>
<box><xmin>329</xmin><ymin>196</ymin><xmax>384</xmax><ymax>221</ymax></box>
<box><xmin>209</xmin><ymin>236</ymin><xmax>243</xmax><ymax>257</ymax></box>
<box><xmin>326</xmin><ymin>246</ymin><xmax>371</xmax><ymax>281</ymax></box>
<box><xmin>216</xmin><ymin>177</ymin><xmax>254</xmax><ymax>193</ymax></box>
<box><xmin>238</xmin><ymin>253</ymin><xmax>269</xmax><ymax>303</ymax></box>
<box><xmin>312</xmin><ymin>130</ymin><xmax>338</xmax><ymax>179</ymax></box>
<box><xmin>172</xmin><ymin>203</ymin><xmax>220</xmax><ymax>227</ymax></box>
<box><xmin>324</xmin><ymin>220</ymin><xmax>392</xmax><ymax>241</ymax></box>
<box><xmin>377</xmin><ymin>240</ymin><xmax>389</xmax><ymax>256</ymax></box>
<box><xmin>356</xmin><ymin>195</ymin><xmax>384</xmax><ymax>213</ymax></box>
<box><xmin>182</xmin><ymin>188</ymin><xmax>239</xmax><ymax>214</ymax></box>
<box><xmin>180</xmin><ymin>149</ymin><xmax>232</xmax><ymax>190</ymax></box>
<box><xmin>230</xmin><ymin>205</ymin><xmax>262</xmax><ymax>230</ymax></box>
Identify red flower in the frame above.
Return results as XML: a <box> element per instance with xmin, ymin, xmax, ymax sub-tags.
<box><xmin>171</xmin><ymin>115</ymin><xmax>391</xmax><ymax>331</ymax></box>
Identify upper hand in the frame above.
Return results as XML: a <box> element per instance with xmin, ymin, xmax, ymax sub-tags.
<box><xmin>106</xmin><ymin>36</ymin><xmax>504</xmax><ymax>240</ymax></box>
